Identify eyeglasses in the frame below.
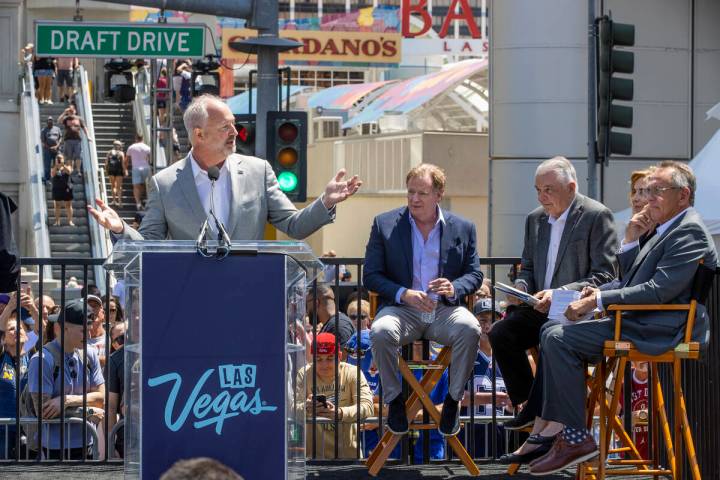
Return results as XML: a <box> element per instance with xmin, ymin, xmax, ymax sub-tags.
<box><xmin>344</xmin><ymin>346</ymin><xmax>370</xmax><ymax>358</ymax></box>
<box><xmin>634</xmin><ymin>186</ymin><xmax>681</xmax><ymax>198</ymax></box>
<box><xmin>48</xmin><ymin>305</ymin><xmax>60</xmax><ymax>314</ymax></box>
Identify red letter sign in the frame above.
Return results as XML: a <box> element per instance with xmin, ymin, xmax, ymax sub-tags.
<box><xmin>438</xmin><ymin>0</ymin><xmax>481</xmax><ymax>38</ymax></box>
<box><xmin>401</xmin><ymin>0</ymin><xmax>433</xmax><ymax>38</ymax></box>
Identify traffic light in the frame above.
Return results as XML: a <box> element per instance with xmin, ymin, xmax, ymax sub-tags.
<box><xmin>234</xmin><ymin>114</ymin><xmax>256</xmax><ymax>156</ymax></box>
<box><xmin>597</xmin><ymin>15</ymin><xmax>635</xmax><ymax>161</ymax></box>
<box><xmin>266</xmin><ymin>111</ymin><xmax>307</xmax><ymax>202</ymax></box>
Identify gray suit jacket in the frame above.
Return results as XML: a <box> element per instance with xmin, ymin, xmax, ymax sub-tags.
<box><xmin>517</xmin><ymin>193</ymin><xmax>618</xmax><ymax>293</ymax></box>
<box><xmin>120</xmin><ymin>153</ymin><xmax>334</xmax><ymax>241</ymax></box>
<box><xmin>599</xmin><ymin>208</ymin><xmax>718</xmax><ymax>355</ymax></box>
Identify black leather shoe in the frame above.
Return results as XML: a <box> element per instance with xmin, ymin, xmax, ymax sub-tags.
<box><xmin>386</xmin><ymin>395</ymin><xmax>408</xmax><ymax>435</ymax></box>
<box><xmin>438</xmin><ymin>394</ymin><xmax>461</xmax><ymax>437</ymax></box>
<box><xmin>503</xmin><ymin>410</ymin><xmax>535</xmax><ymax>431</ymax></box>
<box><xmin>526</xmin><ymin>433</ymin><xmax>558</xmax><ymax>445</ymax></box>
<box><xmin>498</xmin><ymin>442</ymin><xmax>552</xmax><ymax>465</ymax></box>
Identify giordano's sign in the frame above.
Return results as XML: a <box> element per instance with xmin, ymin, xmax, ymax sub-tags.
<box><xmin>222</xmin><ymin>29</ymin><xmax>401</xmax><ymax>64</ymax></box>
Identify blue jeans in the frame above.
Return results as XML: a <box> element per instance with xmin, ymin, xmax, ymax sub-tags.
<box><xmin>43</xmin><ymin>148</ymin><xmax>57</xmax><ymax>181</ymax></box>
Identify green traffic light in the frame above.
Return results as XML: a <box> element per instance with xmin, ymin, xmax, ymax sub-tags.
<box><xmin>278</xmin><ymin>171</ymin><xmax>298</xmax><ymax>192</ymax></box>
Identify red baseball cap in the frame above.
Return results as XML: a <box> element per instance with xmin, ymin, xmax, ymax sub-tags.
<box><xmin>312</xmin><ymin>332</ymin><xmax>337</xmax><ymax>355</ymax></box>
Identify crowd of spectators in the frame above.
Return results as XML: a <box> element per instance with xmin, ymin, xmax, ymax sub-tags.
<box><xmin>2</xmin><ymin>156</ymin><xmax>707</xmax><ymax>471</ymax></box>
<box><xmin>0</xmin><ymin>283</ymin><xmax>127</xmax><ymax>460</ymax></box>
<box><xmin>301</xmin><ymin>274</ymin><xmax>524</xmax><ymax>460</ymax></box>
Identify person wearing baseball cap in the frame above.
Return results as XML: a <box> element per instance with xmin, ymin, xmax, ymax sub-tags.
<box><xmin>41</xmin><ymin>115</ymin><xmax>62</xmax><ymax>182</ymax></box>
<box><xmin>297</xmin><ymin>332</ymin><xmax>373</xmax><ymax>459</ymax></box>
<box><xmin>84</xmin><ymin>295</ymin><xmax>108</xmax><ymax>364</ymax></box>
<box><xmin>0</xmin><ymin>305</ymin><xmax>29</xmax><ymax>459</ymax></box>
<box><xmin>26</xmin><ymin>298</ymin><xmax>105</xmax><ymax>459</ymax></box>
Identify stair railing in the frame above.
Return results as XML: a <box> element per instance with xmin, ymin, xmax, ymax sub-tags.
<box><xmin>19</xmin><ymin>60</ymin><xmax>53</xmax><ymax>280</ymax></box>
<box><xmin>75</xmin><ymin>66</ymin><xmax>110</xmax><ymax>291</ymax></box>
<box><xmin>133</xmin><ymin>67</ymin><xmax>153</xmax><ymax>158</ymax></box>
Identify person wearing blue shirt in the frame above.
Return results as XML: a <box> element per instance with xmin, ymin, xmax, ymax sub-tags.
<box><xmin>27</xmin><ymin>299</ymin><xmax>105</xmax><ymax>460</ymax></box>
<box><xmin>461</xmin><ymin>299</ymin><xmax>512</xmax><ymax>459</ymax></box>
<box><xmin>0</xmin><ymin>314</ymin><xmax>29</xmax><ymax>459</ymax></box>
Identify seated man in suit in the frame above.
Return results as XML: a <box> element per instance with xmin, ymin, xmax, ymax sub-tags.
<box><xmin>529</xmin><ymin>161</ymin><xmax>717</xmax><ymax>475</ymax></box>
<box><xmin>363</xmin><ymin>163</ymin><xmax>483</xmax><ymax>437</ymax></box>
<box><xmin>489</xmin><ymin>156</ymin><xmax>617</xmax><ymax>436</ymax></box>
<box><xmin>89</xmin><ymin>94</ymin><xmax>361</xmax><ymax>241</ymax></box>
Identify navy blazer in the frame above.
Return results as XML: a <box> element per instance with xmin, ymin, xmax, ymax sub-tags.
<box><xmin>363</xmin><ymin>207</ymin><xmax>483</xmax><ymax>311</ymax></box>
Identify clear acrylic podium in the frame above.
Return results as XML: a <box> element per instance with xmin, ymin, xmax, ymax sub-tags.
<box><xmin>106</xmin><ymin>240</ymin><xmax>323</xmax><ymax>480</ymax></box>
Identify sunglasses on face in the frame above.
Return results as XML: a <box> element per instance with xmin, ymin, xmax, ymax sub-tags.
<box><xmin>344</xmin><ymin>346</ymin><xmax>370</xmax><ymax>358</ymax></box>
<box><xmin>112</xmin><ymin>334</ymin><xmax>125</xmax><ymax>346</ymax></box>
<box><xmin>348</xmin><ymin>313</ymin><xmax>369</xmax><ymax>321</ymax></box>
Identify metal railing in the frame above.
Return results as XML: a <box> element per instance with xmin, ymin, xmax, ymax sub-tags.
<box><xmin>18</xmin><ymin>61</ymin><xmax>52</xmax><ymax>279</ymax></box>
<box><xmin>74</xmin><ymin>68</ymin><xmax>111</xmax><ymax>291</ymax></box>
<box><xmin>6</xmin><ymin>255</ymin><xmax>720</xmax><ymax>478</ymax></box>
<box><xmin>306</xmin><ymin>257</ymin><xmax>522</xmax><ymax>462</ymax></box>
<box><xmin>133</xmin><ymin>67</ymin><xmax>152</xmax><ymax>146</ymax></box>
<box><xmin>0</xmin><ymin>418</ymin><xmax>100</xmax><ymax>460</ymax></box>
<box><xmin>3</xmin><ymin>257</ymin><xmax>121</xmax><ymax>464</ymax></box>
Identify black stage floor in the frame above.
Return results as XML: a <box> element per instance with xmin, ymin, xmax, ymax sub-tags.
<box><xmin>0</xmin><ymin>462</ymin><xmax>659</xmax><ymax>479</ymax></box>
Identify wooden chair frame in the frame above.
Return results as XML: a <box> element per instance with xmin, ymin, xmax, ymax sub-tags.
<box><xmin>578</xmin><ymin>261</ymin><xmax>714</xmax><ymax>480</ymax></box>
<box><xmin>506</xmin><ymin>346</ymin><xmax>540</xmax><ymax>476</ymax></box>
<box><xmin>365</xmin><ymin>293</ymin><xmax>480</xmax><ymax>477</ymax></box>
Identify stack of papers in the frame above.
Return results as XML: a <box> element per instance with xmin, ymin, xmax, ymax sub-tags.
<box><xmin>493</xmin><ymin>282</ymin><xmax>538</xmax><ymax>306</ymax></box>
<box><xmin>547</xmin><ymin>290</ymin><xmax>599</xmax><ymax>324</ymax></box>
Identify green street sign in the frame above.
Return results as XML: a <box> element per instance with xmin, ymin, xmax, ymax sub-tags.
<box><xmin>35</xmin><ymin>21</ymin><xmax>205</xmax><ymax>58</ymax></box>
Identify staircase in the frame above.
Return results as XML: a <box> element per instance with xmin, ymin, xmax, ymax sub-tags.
<box><xmin>172</xmin><ymin>108</ymin><xmax>190</xmax><ymax>159</ymax></box>
<box><xmin>38</xmin><ymin>103</ymin><xmax>95</xmax><ymax>284</ymax></box>
<box><xmin>93</xmin><ymin>103</ymin><xmax>136</xmax><ymax>225</ymax></box>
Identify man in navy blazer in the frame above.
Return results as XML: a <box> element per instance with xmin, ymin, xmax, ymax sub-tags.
<box><xmin>363</xmin><ymin>164</ymin><xmax>483</xmax><ymax>437</ymax></box>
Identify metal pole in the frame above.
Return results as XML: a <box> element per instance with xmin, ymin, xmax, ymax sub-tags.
<box><xmin>587</xmin><ymin>0</ymin><xmax>598</xmax><ymax>200</ymax></box>
<box><xmin>255</xmin><ymin>3</ymin><xmax>280</xmax><ymax>159</ymax></box>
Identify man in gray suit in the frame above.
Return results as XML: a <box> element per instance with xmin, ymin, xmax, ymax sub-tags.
<box><xmin>489</xmin><ymin>157</ymin><xmax>617</xmax><ymax>434</ymax></box>
<box><xmin>529</xmin><ymin>161</ymin><xmax>717</xmax><ymax>475</ymax></box>
<box><xmin>88</xmin><ymin>95</ymin><xmax>361</xmax><ymax>240</ymax></box>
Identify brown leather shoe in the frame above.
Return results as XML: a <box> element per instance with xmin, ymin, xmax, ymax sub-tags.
<box><xmin>529</xmin><ymin>434</ymin><xmax>598</xmax><ymax>476</ymax></box>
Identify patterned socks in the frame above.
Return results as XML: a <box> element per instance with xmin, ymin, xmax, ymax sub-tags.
<box><xmin>561</xmin><ymin>426</ymin><xmax>591</xmax><ymax>445</ymax></box>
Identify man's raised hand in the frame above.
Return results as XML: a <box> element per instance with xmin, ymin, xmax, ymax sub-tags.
<box><xmin>322</xmin><ymin>169</ymin><xmax>362</xmax><ymax>209</ymax></box>
<box><xmin>87</xmin><ymin>198</ymin><xmax>124</xmax><ymax>234</ymax></box>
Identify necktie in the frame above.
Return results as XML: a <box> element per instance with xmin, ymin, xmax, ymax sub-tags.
<box><xmin>639</xmin><ymin>228</ymin><xmax>656</xmax><ymax>250</ymax></box>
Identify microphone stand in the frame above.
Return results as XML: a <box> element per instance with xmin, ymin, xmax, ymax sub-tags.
<box><xmin>196</xmin><ymin>167</ymin><xmax>233</xmax><ymax>258</ymax></box>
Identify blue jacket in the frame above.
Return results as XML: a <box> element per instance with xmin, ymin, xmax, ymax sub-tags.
<box><xmin>363</xmin><ymin>207</ymin><xmax>483</xmax><ymax>310</ymax></box>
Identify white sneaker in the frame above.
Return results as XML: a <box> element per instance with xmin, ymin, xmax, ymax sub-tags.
<box><xmin>46</xmin><ymin>99</ymin><xmax>54</xmax><ymax>104</ymax></box>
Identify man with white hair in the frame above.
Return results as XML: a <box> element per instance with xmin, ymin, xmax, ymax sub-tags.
<box><xmin>488</xmin><ymin>156</ymin><xmax>617</xmax><ymax>462</ymax></box>
<box><xmin>88</xmin><ymin>94</ymin><xmax>362</xmax><ymax>240</ymax></box>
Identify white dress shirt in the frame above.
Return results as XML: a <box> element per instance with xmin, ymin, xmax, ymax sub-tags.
<box><xmin>543</xmin><ymin>205</ymin><xmax>572</xmax><ymax>290</ymax></box>
<box><xmin>190</xmin><ymin>153</ymin><xmax>231</xmax><ymax>232</ymax></box>
<box><xmin>597</xmin><ymin>207</ymin><xmax>690</xmax><ymax>309</ymax></box>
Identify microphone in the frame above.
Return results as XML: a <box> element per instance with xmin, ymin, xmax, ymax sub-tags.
<box><xmin>206</xmin><ymin>166</ymin><xmax>232</xmax><ymax>249</ymax></box>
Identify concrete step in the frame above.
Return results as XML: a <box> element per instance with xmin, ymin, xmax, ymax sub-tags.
<box><xmin>49</xmin><ymin>233</ymin><xmax>92</xmax><ymax>243</ymax></box>
<box><xmin>50</xmin><ymin>242</ymin><xmax>93</xmax><ymax>254</ymax></box>
<box><xmin>30</xmin><ymin>279</ymin><xmax>62</xmax><ymax>297</ymax></box>
<box><xmin>46</xmin><ymin>216</ymin><xmax>88</xmax><ymax>226</ymax></box>
<box><xmin>50</xmin><ymin>251</ymin><xmax>93</xmax><ymax>258</ymax></box>
<box><xmin>45</xmin><ymin>198</ymin><xmax>88</xmax><ymax>209</ymax></box>
<box><xmin>48</xmin><ymin>224</ymin><xmax>92</xmax><ymax>235</ymax></box>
